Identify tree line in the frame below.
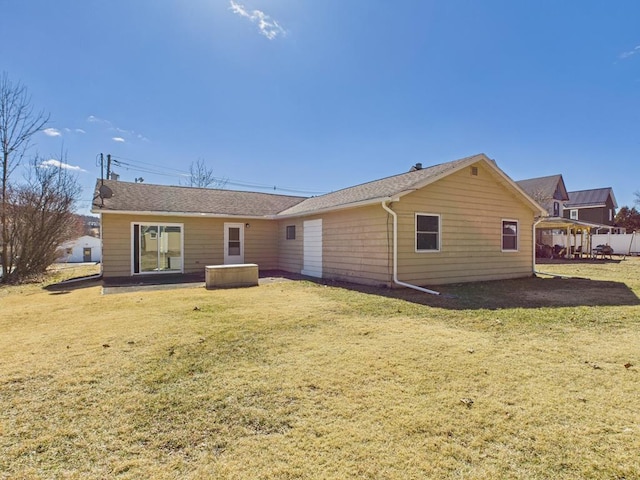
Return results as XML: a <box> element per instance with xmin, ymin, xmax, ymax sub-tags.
<box><xmin>615</xmin><ymin>198</ymin><xmax>640</xmax><ymax>233</ymax></box>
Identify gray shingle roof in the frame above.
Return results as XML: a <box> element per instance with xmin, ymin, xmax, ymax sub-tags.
<box><xmin>92</xmin><ymin>180</ymin><xmax>307</xmax><ymax>216</ymax></box>
<box><xmin>278</xmin><ymin>154</ymin><xmax>486</xmax><ymax>216</ymax></box>
<box><xmin>515</xmin><ymin>174</ymin><xmax>568</xmax><ymax>202</ymax></box>
<box><xmin>566</xmin><ymin>188</ymin><xmax>617</xmax><ymax>208</ymax></box>
<box><xmin>92</xmin><ymin>153</ymin><xmax>539</xmax><ymax>218</ymax></box>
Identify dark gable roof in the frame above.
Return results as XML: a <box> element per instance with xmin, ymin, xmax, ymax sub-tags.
<box><xmin>93</xmin><ymin>153</ymin><xmax>543</xmax><ymax>217</ymax></box>
<box><xmin>278</xmin><ymin>154</ymin><xmax>488</xmax><ymax>216</ymax></box>
<box><xmin>515</xmin><ymin>174</ymin><xmax>569</xmax><ymax>201</ymax></box>
<box><xmin>566</xmin><ymin>188</ymin><xmax>617</xmax><ymax>208</ymax></box>
<box><xmin>92</xmin><ymin>180</ymin><xmax>307</xmax><ymax>216</ymax></box>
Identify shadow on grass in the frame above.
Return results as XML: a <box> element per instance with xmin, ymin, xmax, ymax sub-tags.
<box><xmin>44</xmin><ymin>269</ymin><xmax>640</xmax><ymax>310</ymax></box>
<box><xmin>44</xmin><ymin>275</ymin><xmax>103</xmax><ymax>293</ymax></box>
<box><xmin>331</xmin><ymin>276</ymin><xmax>640</xmax><ymax>310</ymax></box>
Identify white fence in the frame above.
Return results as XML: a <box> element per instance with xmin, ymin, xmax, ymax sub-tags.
<box><xmin>549</xmin><ymin>232</ymin><xmax>640</xmax><ymax>255</ymax></box>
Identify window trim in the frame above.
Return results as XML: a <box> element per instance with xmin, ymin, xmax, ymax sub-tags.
<box><xmin>501</xmin><ymin>219</ymin><xmax>519</xmax><ymax>252</ymax></box>
<box><xmin>415</xmin><ymin>213</ymin><xmax>441</xmax><ymax>253</ymax></box>
<box><xmin>286</xmin><ymin>225</ymin><xmax>296</xmax><ymax>240</ymax></box>
<box><xmin>131</xmin><ymin>222</ymin><xmax>184</xmax><ymax>275</ymax></box>
<box><xmin>570</xmin><ymin>209</ymin><xmax>578</xmax><ymax>220</ymax></box>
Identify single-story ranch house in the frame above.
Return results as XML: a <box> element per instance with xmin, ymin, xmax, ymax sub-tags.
<box><xmin>92</xmin><ymin>154</ymin><xmax>546</xmax><ymax>289</ymax></box>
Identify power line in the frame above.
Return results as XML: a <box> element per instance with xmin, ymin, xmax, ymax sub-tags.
<box><xmin>106</xmin><ymin>154</ymin><xmax>327</xmax><ymax>195</ymax></box>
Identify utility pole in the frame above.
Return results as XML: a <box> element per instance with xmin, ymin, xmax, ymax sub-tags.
<box><xmin>106</xmin><ymin>154</ymin><xmax>112</xmax><ymax>179</ymax></box>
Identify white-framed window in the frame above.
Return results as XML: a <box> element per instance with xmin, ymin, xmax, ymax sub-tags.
<box><xmin>502</xmin><ymin>220</ymin><xmax>518</xmax><ymax>251</ymax></box>
<box><xmin>131</xmin><ymin>222</ymin><xmax>184</xmax><ymax>274</ymax></box>
<box><xmin>416</xmin><ymin>213</ymin><xmax>440</xmax><ymax>252</ymax></box>
<box><xmin>570</xmin><ymin>209</ymin><xmax>578</xmax><ymax>220</ymax></box>
<box><xmin>553</xmin><ymin>202</ymin><xmax>560</xmax><ymax>217</ymax></box>
<box><xmin>609</xmin><ymin>209</ymin><xmax>613</xmax><ymax>222</ymax></box>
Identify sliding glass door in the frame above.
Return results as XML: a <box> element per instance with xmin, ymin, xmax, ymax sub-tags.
<box><xmin>132</xmin><ymin>223</ymin><xmax>183</xmax><ymax>274</ymax></box>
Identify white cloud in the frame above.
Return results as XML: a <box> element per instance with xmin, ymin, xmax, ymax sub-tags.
<box><xmin>87</xmin><ymin>114</ymin><xmax>110</xmax><ymax>124</ymax></box>
<box><xmin>75</xmin><ymin>128</ymin><xmax>86</xmax><ymax>134</ymax></box>
<box><xmin>87</xmin><ymin>115</ymin><xmax>148</xmax><ymax>142</ymax></box>
<box><xmin>43</xmin><ymin>128</ymin><xmax>62</xmax><ymax>137</ymax></box>
<box><xmin>620</xmin><ymin>45</ymin><xmax>640</xmax><ymax>60</ymax></box>
<box><xmin>40</xmin><ymin>159</ymin><xmax>87</xmax><ymax>172</ymax></box>
<box><xmin>229</xmin><ymin>1</ymin><xmax>286</xmax><ymax>40</ymax></box>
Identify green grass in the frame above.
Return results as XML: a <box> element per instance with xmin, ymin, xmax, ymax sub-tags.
<box><xmin>1</xmin><ymin>259</ymin><xmax>639</xmax><ymax>479</ymax></box>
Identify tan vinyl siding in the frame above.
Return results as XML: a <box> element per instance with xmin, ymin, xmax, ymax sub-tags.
<box><xmin>243</xmin><ymin>220</ymin><xmax>279</xmax><ymax>269</ymax></box>
<box><xmin>101</xmin><ymin>214</ymin><xmax>278</xmax><ymax>277</ymax></box>
<box><xmin>392</xmin><ymin>162</ymin><xmax>535</xmax><ymax>285</ymax></box>
<box><xmin>313</xmin><ymin>206</ymin><xmax>392</xmax><ymax>287</ymax></box>
<box><xmin>277</xmin><ymin>220</ymin><xmax>303</xmax><ymax>273</ymax></box>
<box><xmin>101</xmin><ymin>214</ymin><xmax>132</xmax><ymax>277</ymax></box>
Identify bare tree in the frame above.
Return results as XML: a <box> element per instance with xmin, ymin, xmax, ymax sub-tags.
<box><xmin>3</xmin><ymin>154</ymin><xmax>81</xmax><ymax>283</ymax></box>
<box><xmin>183</xmin><ymin>158</ymin><xmax>227</xmax><ymax>188</ymax></box>
<box><xmin>634</xmin><ymin>190</ymin><xmax>640</xmax><ymax>207</ymax></box>
<box><xmin>0</xmin><ymin>73</ymin><xmax>49</xmax><ymax>281</ymax></box>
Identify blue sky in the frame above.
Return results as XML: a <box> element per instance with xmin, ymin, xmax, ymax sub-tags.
<box><xmin>3</xmin><ymin>0</ymin><xmax>640</xmax><ymax>214</ymax></box>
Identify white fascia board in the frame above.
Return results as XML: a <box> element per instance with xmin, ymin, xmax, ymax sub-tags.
<box><xmin>276</xmin><ymin>196</ymin><xmax>400</xmax><ymax>219</ymax></box>
<box><xmin>94</xmin><ymin>210</ymin><xmax>270</xmax><ymax>220</ymax></box>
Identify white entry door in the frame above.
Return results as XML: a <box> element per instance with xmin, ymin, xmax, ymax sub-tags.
<box><xmin>224</xmin><ymin>223</ymin><xmax>244</xmax><ymax>264</ymax></box>
<box><xmin>302</xmin><ymin>219</ymin><xmax>322</xmax><ymax>278</ymax></box>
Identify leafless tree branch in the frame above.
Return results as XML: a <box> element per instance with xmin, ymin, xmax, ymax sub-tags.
<box><xmin>1</xmin><ymin>72</ymin><xmax>49</xmax><ymax>282</ymax></box>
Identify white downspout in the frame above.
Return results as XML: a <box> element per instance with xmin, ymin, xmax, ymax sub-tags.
<box><xmin>381</xmin><ymin>200</ymin><xmax>441</xmax><ymax>295</ymax></box>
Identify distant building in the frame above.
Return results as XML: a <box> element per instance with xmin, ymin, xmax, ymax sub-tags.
<box><xmin>57</xmin><ymin>235</ymin><xmax>102</xmax><ymax>263</ymax></box>
<box><xmin>563</xmin><ymin>188</ymin><xmax>619</xmax><ymax>231</ymax></box>
<box><xmin>516</xmin><ymin>174</ymin><xmax>569</xmax><ymax>217</ymax></box>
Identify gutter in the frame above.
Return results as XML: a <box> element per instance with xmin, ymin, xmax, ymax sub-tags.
<box><xmin>381</xmin><ymin>200</ymin><xmax>441</xmax><ymax>295</ymax></box>
<box><xmin>276</xmin><ymin>194</ymin><xmax>416</xmax><ymax>219</ymax></box>
<box><xmin>90</xmin><ymin>209</ymin><xmax>270</xmax><ymax>220</ymax></box>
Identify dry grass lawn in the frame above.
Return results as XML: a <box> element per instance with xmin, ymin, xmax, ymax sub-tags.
<box><xmin>1</xmin><ymin>260</ymin><xmax>639</xmax><ymax>479</ymax></box>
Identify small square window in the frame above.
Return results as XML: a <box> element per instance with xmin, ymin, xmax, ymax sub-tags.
<box><xmin>286</xmin><ymin>225</ymin><xmax>296</xmax><ymax>240</ymax></box>
<box><xmin>570</xmin><ymin>209</ymin><xmax>578</xmax><ymax>220</ymax></box>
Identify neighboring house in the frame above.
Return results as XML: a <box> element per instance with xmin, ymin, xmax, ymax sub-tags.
<box><xmin>516</xmin><ymin>174</ymin><xmax>569</xmax><ymax>217</ymax></box>
<box><xmin>57</xmin><ymin>235</ymin><xmax>102</xmax><ymax>263</ymax></box>
<box><xmin>563</xmin><ymin>188</ymin><xmax>618</xmax><ymax>226</ymax></box>
<box><xmin>92</xmin><ymin>154</ymin><xmax>546</xmax><ymax>288</ymax></box>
